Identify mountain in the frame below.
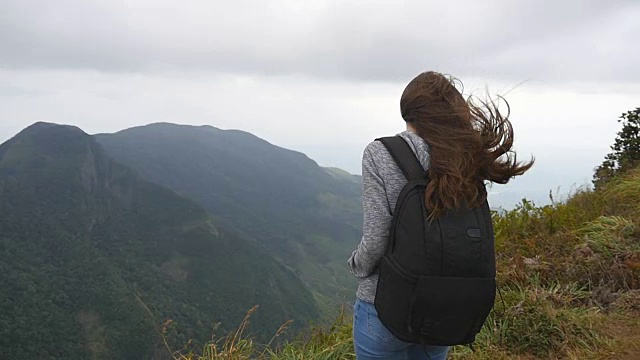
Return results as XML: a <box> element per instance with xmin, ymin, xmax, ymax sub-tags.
<box><xmin>95</xmin><ymin>123</ymin><xmax>363</xmax><ymax>309</ymax></box>
<box><xmin>0</xmin><ymin>123</ymin><xmax>318</xmax><ymax>359</ymax></box>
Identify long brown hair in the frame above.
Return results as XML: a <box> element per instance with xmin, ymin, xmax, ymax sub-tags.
<box><xmin>400</xmin><ymin>71</ymin><xmax>534</xmax><ymax>218</ymax></box>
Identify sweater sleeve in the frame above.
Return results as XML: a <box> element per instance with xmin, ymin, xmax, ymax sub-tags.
<box><xmin>348</xmin><ymin>142</ymin><xmax>392</xmax><ymax>278</ymax></box>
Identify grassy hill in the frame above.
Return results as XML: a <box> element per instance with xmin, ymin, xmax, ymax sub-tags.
<box><xmin>172</xmin><ymin>167</ymin><xmax>640</xmax><ymax>359</ymax></box>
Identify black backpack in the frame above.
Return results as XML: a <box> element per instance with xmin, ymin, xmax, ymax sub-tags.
<box><xmin>374</xmin><ymin>136</ymin><xmax>496</xmax><ymax>346</ymax></box>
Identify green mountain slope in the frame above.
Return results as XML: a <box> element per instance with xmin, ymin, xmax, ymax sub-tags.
<box><xmin>95</xmin><ymin>123</ymin><xmax>362</xmax><ymax>308</ymax></box>
<box><xmin>0</xmin><ymin>123</ymin><xmax>318</xmax><ymax>359</ymax></box>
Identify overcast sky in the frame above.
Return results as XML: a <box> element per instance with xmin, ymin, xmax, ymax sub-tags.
<box><xmin>1</xmin><ymin>0</ymin><xmax>639</xmax><ymax>208</ymax></box>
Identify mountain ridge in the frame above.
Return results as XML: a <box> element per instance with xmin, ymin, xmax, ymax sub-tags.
<box><xmin>0</xmin><ymin>122</ymin><xmax>320</xmax><ymax>359</ymax></box>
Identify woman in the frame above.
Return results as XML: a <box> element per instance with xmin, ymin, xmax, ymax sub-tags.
<box><xmin>348</xmin><ymin>71</ymin><xmax>533</xmax><ymax>359</ymax></box>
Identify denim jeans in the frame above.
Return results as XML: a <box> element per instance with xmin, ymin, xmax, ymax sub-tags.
<box><xmin>353</xmin><ymin>299</ymin><xmax>449</xmax><ymax>360</ymax></box>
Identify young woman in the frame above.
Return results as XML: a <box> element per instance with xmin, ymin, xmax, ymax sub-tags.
<box><xmin>348</xmin><ymin>71</ymin><xmax>534</xmax><ymax>360</ymax></box>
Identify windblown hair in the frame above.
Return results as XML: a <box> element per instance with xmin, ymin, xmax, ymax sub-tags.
<box><xmin>400</xmin><ymin>71</ymin><xmax>534</xmax><ymax>218</ymax></box>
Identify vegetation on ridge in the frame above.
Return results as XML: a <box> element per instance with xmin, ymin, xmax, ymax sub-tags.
<box><xmin>594</xmin><ymin>107</ymin><xmax>640</xmax><ymax>187</ymax></box>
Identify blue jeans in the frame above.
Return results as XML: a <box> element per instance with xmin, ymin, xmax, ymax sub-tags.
<box><xmin>353</xmin><ymin>299</ymin><xmax>449</xmax><ymax>360</ymax></box>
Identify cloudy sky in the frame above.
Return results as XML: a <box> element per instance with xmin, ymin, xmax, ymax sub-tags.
<box><xmin>1</xmin><ymin>0</ymin><xmax>639</xmax><ymax>208</ymax></box>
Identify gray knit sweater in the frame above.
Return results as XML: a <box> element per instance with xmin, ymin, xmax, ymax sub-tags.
<box><xmin>347</xmin><ymin>130</ymin><xmax>430</xmax><ymax>304</ymax></box>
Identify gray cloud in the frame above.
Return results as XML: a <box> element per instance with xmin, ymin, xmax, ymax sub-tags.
<box><xmin>1</xmin><ymin>0</ymin><xmax>638</xmax><ymax>83</ymax></box>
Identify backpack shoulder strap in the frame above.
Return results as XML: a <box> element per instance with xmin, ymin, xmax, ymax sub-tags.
<box><xmin>375</xmin><ymin>136</ymin><xmax>426</xmax><ymax>181</ymax></box>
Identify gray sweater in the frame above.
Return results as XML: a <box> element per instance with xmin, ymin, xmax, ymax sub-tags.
<box><xmin>348</xmin><ymin>130</ymin><xmax>430</xmax><ymax>303</ymax></box>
